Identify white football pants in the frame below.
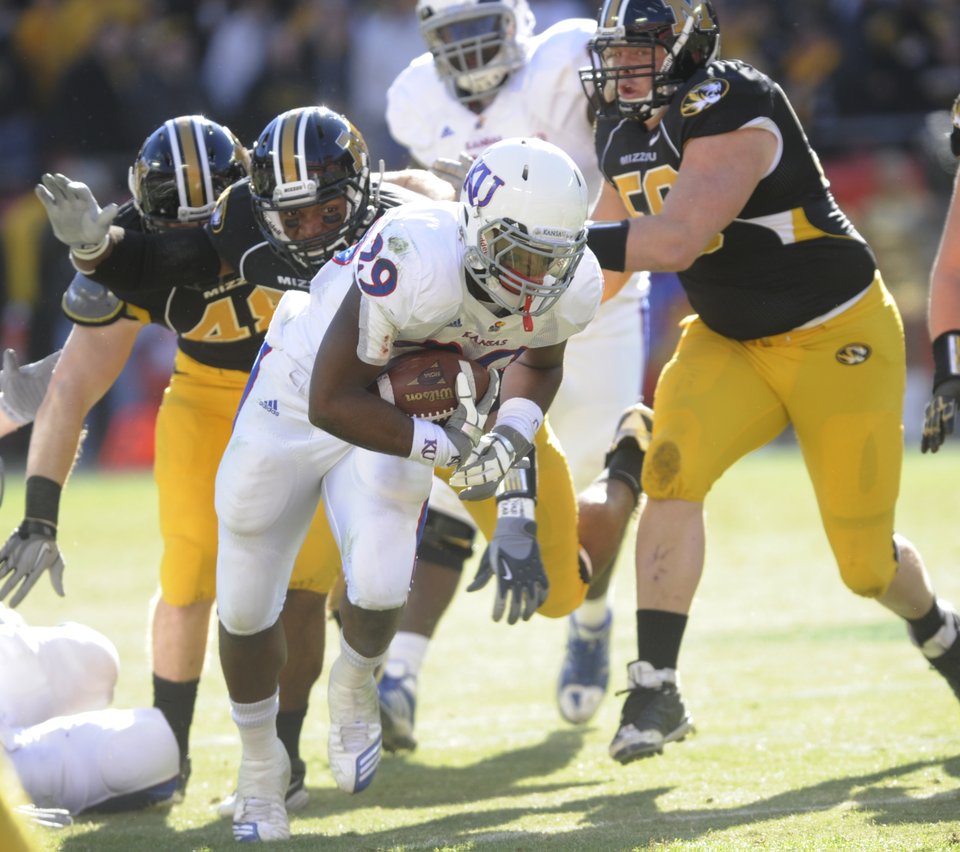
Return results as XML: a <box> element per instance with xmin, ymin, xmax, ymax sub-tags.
<box><xmin>215</xmin><ymin>345</ymin><xmax>433</xmax><ymax>636</ymax></box>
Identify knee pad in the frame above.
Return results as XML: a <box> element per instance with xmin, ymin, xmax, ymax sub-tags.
<box><xmin>417</xmin><ymin>508</ymin><xmax>477</xmax><ymax>571</ymax></box>
<box><xmin>832</xmin><ymin>527</ymin><xmax>898</xmax><ymax>598</ymax></box>
<box><xmin>216</xmin><ymin>532</ymin><xmax>287</xmax><ymax>635</ymax></box>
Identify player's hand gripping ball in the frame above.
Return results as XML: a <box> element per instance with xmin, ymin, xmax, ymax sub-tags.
<box><xmin>373</xmin><ymin>350</ymin><xmax>490</xmax><ymax>423</ymax></box>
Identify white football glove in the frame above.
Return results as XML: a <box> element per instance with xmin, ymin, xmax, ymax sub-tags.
<box><xmin>429</xmin><ymin>152</ymin><xmax>474</xmax><ymax>191</ymax></box>
<box><xmin>35</xmin><ymin>173</ymin><xmax>118</xmax><ymax>256</ymax></box>
<box><xmin>450</xmin><ymin>424</ymin><xmax>532</xmax><ymax>501</ymax></box>
<box><xmin>0</xmin><ymin>348</ymin><xmax>61</xmax><ymax>427</ymax></box>
<box><xmin>440</xmin><ymin>368</ymin><xmax>501</xmax><ymax>466</ymax></box>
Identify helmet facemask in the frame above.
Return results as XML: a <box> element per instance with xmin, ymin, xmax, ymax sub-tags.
<box><xmin>255</xmin><ymin>169</ymin><xmax>370</xmax><ymax>273</ymax></box>
<box><xmin>465</xmin><ymin>218</ymin><xmax>585</xmax><ymax>319</ymax></box>
<box><xmin>418</xmin><ymin>0</ymin><xmax>531</xmax><ymax>102</ymax></box>
<box><xmin>581</xmin><ymin>0</ymin><xmax>720</xmax><ymax>121</ymax></box>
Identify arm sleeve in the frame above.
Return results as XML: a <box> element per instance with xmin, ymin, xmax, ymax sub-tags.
<box><xmin>86</xmin><ymin>229</ymin><xmax>221</xmax><ymax>292</ymax></box>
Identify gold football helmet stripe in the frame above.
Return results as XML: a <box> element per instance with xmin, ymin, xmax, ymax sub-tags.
<box><xmin>174</xmin><ymin>116</ymin><xmax>205</xmax><ymax>210</ymax></box>
<box><xmin>278</xmin><ymin>110</ymin><xmax>302</xmax><ymax>185</ymax></box>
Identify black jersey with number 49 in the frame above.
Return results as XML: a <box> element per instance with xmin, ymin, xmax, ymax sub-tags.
<box><xmin>596</xmin><ymin>59</ymin><xmax>877</xmax><ymax>340</ymax></box>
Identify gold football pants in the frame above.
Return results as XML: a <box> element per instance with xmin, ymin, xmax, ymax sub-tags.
<box><xmin>645</xmin><ymin>274</ymin><xmax>903</xmax><ymax>597</ymax></box>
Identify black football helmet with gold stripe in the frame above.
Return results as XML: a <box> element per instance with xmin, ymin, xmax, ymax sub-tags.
<box><xmin>128</xmin><ymin>115</ymin><xmax>249</xmax><ymax>231</ymax></box>
<box><xmin>249</xmin><ymin>106</ymin><xmax>372</xmax><ymax>273</ymax></box>
<box><xmin>580</xmin><ymin>0</ymin><xmax>720</xmax><ymax>121</ymax></box>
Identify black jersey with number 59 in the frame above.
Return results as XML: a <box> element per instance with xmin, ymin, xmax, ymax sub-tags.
<box><xmin>595</xmin><ymin>59</ymin><xmax>877</xmax><ymax>340</ymax></box>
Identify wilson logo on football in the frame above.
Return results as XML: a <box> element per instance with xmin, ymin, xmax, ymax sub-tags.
<box><xmin>402</xmin><ymin>387</ymin><xmax>454</xmax><ymax>404</ymax></box>
<box><xmin>835</xmin><ymin>343</ymin><xmax>871</xmax><ymax>365</ymax></box>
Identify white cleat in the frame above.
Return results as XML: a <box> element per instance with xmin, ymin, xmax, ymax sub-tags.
<box><xmin>217</xmin><ymin>757</ymin><xmax>308</xmax><ymax>818</ymax></box>
<box><xmin>231</xmin><ymin>736</ymin><xmax>291</xmax><ymax>842</ymax></box>
<box><xmin>327</xmin><ymin>658</ymin><xmax>382</xmax><ymax>794</ymax></box>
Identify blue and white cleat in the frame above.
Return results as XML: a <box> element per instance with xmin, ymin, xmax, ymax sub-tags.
<box><xmin>557</xmin><ymin>608</ymin><xmax>613</xmax><ymax>724</ymax></box>
<box><xmin>379</xmin><ymin>665</ymin><xmax>418</xmax><ymax>752</ymax></box>
<box><xmin>231</xmin><ymin>736</ymin><xmax>290</xmax><ymax>842</ymax></box>
<box><xmin>328</xmin><ymin>657</ymin><xmax>382</xmax><ymax>793</ymax></box>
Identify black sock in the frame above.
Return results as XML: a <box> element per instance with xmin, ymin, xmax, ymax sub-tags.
<box><xmin>907</xmin><ymin>599</ymin><xmax>946</xmax><ymax>645</ymax></box>
<box><xmin>605</xmin><ymin>442</ymin><xmax>645</xmax><ymax>504</ymax></box>
<box><xmin>636</xmin><ymin>609</ymin><xmax>688</xmax><ymax>670</ymax></box>
<box><xmin>153</xmin><ymin>675</ymin><xmax>199</xmax><ymax>761</ymax></box>
<box><xmin>276</xmin><ymin>707</ymin><xmax>307</xmax><ymax>762</ymax></box>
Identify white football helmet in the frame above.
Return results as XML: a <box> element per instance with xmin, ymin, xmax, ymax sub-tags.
<box><xmin>460</xmin><ymin>138</ymin><xmax>588</xmax><ymax>321</ymax></box>
<box><xmin>416</xmin><ymin>0</ymin><xmax>535</xmax><ymax>102</ymax></box>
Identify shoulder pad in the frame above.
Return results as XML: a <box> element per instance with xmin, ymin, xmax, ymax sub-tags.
<box><xmin>62</xmin><ymin>275</ymin><xmax>124</xmax><ymax>325</ymax></box>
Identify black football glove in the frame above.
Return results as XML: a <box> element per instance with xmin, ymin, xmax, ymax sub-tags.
<box><xmin>921</xmin><ymin>377</ymin><xmax>960</xmax><ymax>453</ymax></box>
<box><xmin>467</xmin><ymin>515</ymin><xmax>548</xmax><ymax>625</ymax></box>
<box><xmin>0</xmin><ymin>519</ymin><xmax>65</xmax><ymax>607</ymax></box>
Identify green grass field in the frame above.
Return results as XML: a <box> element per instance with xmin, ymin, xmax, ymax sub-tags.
<box><xmin>3</xmin><ymin>445</ymin><xmax>960</xmax><ymax>851</ymax></box>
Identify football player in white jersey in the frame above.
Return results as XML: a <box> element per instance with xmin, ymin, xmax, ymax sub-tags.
<box><xmin>0</xmin><ymin>604</ymin><xmax>180</xmax><ymax>816</ymax></box>
<box><xmin>0</xmin><ymin>349</ymin><xmax>60</xmax><ymax>440</ymax></box>
<box><xmin>383</xmin><ymin>0</ymin><xmax>651</xmax><ymax>738</ymax></box>
<box><xmin>213</xmin><ymin>138</ymin><xmax>601</xmax><ymax>842</ymax></box>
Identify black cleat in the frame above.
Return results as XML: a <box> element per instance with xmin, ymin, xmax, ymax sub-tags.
<box><xmin>609</xmin><ymin>661</ymin><xmax>694</xmax><ymax>764</ymax></box>
<box><xmin>911</xmin><ymin>605</ymin><xmax>960</xmax><ymax>702</ymax></box>
<box><xmin>173</xmin><ymin>756</ymin><xmax>191</xmax><ymax>803</ymax></box>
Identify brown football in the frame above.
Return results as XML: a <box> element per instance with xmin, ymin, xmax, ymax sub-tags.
<box><xmin>373</xmin><ymin>350</ymin><xmax>490</xmax><ymax>423</ymax></box>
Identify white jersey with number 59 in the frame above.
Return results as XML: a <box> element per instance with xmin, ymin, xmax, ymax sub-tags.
<box><xmin>387</xmin><ymin>19</ymin><xmax>602</xmax><ymax>207</ymax></box>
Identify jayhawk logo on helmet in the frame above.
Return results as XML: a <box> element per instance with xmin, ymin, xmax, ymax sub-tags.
<box><xmin>680</xmin><ymin>78</ymin><xmax>729</xmax><ymax>116</ymax></box>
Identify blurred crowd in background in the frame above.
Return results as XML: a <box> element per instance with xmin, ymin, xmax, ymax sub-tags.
<box><xmin>0</xmin><ymin>0</ymin><xmax>959</xmax><ymax>467</ymax></box>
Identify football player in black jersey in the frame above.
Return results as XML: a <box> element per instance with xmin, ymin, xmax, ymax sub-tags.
<box><xmin>10</xmin><ymin>114</ymin><xmax>343</xmax><ymax>812</ymax></box>
<box><xmin>579</xmin><ymin>0</ymin><xmax>960</xmax><ymax>764</ymax></box>
<box><xmin>922</xmin><ymin>93</ymin><xmax>960</xmax><ymax>453</ymax></box>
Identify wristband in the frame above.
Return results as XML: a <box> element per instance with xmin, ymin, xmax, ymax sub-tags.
<box><xmin>932</xmin><ymin>330</ymin><xmax>960</xmax><ymax>389</ymax></box>
<box><xmin>70</xmin><ymin>233</ymin><xmax>112</xmax><ymax>263</ymax></box>
<box><xmin>586</xmin><ymin>220</ymin><xmax>629</xmax><ymax>273</ymax></box>
<box><xmin>408</xmin><ymin>418</ymin><xmax>458</xmax><ymax>467</ymax></box>
<box><xmin>496</xmin><ymin>495</ymin><xmax>536</xmax><ymax>520</ymax></box>
<box><xmin>494</xmin><ymin>397</ymin><xmax>543</xmax><ymax>446</ymax></box>
<box><xmin>24</xmin><ymin>475</ymin><xmax>62</xmax><ymax>526</ymax></box>
<box><xmin>495</xmin><ymin>445</ymin><xmax>537</xmax><ymax>503</ymax></box>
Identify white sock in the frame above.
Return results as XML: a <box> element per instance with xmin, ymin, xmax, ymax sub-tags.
<box><xmin>334</xmin><ymin>633</ymin><xmax>385</xmax><ymax>688</ymax></box>
<box><xmin>384</xmin><ymin>631</ymin><xmax>429</xmax><ymax>679</ymax></box>
<box><xmin>231</xmin><ymin>691</ymin><xmax>279</xmax><ymax>761</ymax></box>
<box><xmin>574</xmin><ymin>595</ymin><xmax>611</xmax><ymax>630</ymax></box>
